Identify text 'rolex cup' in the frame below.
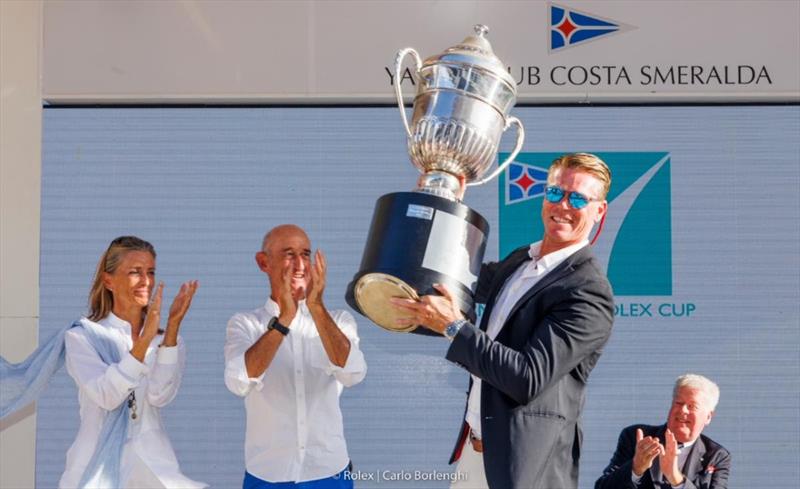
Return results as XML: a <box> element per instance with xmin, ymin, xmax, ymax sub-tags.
<box><xmin>346</xmin><ymin>25</ymin><xmax>525</xmax><ymax>334</ymax></box>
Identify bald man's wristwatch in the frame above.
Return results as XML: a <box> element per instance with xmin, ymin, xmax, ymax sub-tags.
<box><xmin>267</xmin><ymin>317</ymin><xmax>290</xmax><ymax>336</ymax></box>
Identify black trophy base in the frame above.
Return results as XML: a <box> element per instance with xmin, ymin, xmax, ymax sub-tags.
<box><xmin>346</xmin><ymin>191</ymin><xmax>489</xmax><ymax>335</ymax></box>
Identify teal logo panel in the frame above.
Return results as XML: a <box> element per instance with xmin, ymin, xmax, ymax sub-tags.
<box><xmin>499</xmin><ymin>152</ymin><xmax>672</xmax><ymax>296</ymax></box>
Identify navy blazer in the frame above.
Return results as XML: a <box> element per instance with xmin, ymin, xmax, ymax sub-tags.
<box><xmin>595</xmin><ymin>424</ymin><xmax>731</xmax><ymax>489</ymax></box>
<box><xmin>446</xmin><ymin>244</ymin><xmax>615</xmax><ymax>489</ymax></box>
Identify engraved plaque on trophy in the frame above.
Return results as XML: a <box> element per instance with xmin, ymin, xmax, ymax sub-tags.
<box><xmin>346</xmin><ymin>25</ymin><xmax>525</xmax><ymax>334</ymax></box>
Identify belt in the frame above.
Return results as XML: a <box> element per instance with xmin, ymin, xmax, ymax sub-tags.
<box><xmin>469</xmin><ymin>430</ymin><xmax>483</xmax><ymax>453</ymax></box>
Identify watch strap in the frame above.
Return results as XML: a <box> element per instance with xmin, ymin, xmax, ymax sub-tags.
<box><xmin>444</xmin><ymin>319</ymin><xmax>468</xmax><ymax>340</ymax></box>
<box><xmin>267</xmin><ymin>316</ymin><xmax>290</xmax><ymax>336</ymax></box>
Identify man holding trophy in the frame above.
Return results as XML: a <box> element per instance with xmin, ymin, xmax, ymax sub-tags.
<box><xmin>393</xmin><ymin>152</ymin><xmax>615</xmax><ymax>489</ymax></box>
<box><xmin>346</xmin><ymin>25</ymin><xmax>615</xmax><ymax>489</ymax></box>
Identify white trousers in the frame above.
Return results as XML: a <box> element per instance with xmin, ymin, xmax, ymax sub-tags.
<box><xmin>450</xmin><ymin>438</ymin><xmax>489</xmax><ymax>489</ymax></box>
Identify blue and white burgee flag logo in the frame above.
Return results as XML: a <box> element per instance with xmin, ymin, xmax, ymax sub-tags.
<box><xmin>549</xmin><ymin>2</ymin><xmax>635</xmax><ymax>51</ymax></box>
<box><xmin>506</xmin><ymin>161</ymin><xmax>550</xmax><ymax>205</ymax></box>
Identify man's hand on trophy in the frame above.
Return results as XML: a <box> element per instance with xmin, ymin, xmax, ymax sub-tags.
<box><xmin>306</xmin><ymin>249</ymin><xmax>326</xmax><ymax>309</ymax></box>
<box><xmin>391</xmin><ymin>283</ymin><xmax>464</xmax><ymax>334</ymax></box>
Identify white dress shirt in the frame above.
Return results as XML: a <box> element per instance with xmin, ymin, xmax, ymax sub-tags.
<box><xmin>61</xmin><ymin>313</ymin><xmax>206</xmax><ymax>489</ymax></box>
<box><xmin>466</xmin><ymin>240</ymin><xmax>589</xmax><ymax>439</ymax></box>
<box><xmin>224</xmin><ymin>299</ymin><xmax>367</xmax><ymax>483</ymax></box>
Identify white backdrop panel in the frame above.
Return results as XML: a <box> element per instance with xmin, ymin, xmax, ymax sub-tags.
<box><xmin>38</xmin><ymin>106</ymin><xmax>799</xmax><ymax>488</ymax></box>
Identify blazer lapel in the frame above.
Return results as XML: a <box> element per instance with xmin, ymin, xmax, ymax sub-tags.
<box><xmin>502</xmin><ymin>245</ymin><xmax>593</xmax><ymax>327</ymax></box>
<box><xmin>649</xmin><ymin>425</ymin><xmax>668</xmax><ymax>486</ymax></box>
<box><xmin>682</xmin><ymin>437</ymin><xmax>707</xmax><ymax>484</ymax></box>
<box><xmin>647</xmin><ymin>426</ymin><xmax>706</xmax><ymax>488</ymax></box>
<box><xmin>648</xmin><ymin>464</ymin><xmax>663</xmax><ymax>488</ymax></box>
<box><xmin>478</xmin><ymin>248</ymin><xmax>531</xmax><ymax>331</ymax></box>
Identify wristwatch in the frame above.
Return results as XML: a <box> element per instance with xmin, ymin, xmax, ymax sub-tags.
<box><xmin>267</xmin><ymin>316</ymin><xmax>290</xmax><ymax>336</ymax></box>
<box><xmin>444</xmin><ymin>319</ymin><xmax>467</xmax><ymax>340</ymax></box>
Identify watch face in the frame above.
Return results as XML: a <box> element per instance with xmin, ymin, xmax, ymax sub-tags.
<box><xmin>446</xmin><ymin>320</ymin><xmax>465</xmax><ymax>339</ymax></box>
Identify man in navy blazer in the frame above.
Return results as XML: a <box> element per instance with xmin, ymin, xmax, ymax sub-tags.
<box><xmin>393</xmin><ymin>153</ymin><xmax>615</xmax><ymax>489</ymax></box>
<box><xmin>595</xmin><ymin>374</ymin><xmax>730</xmax><ymax>489</ymax></box>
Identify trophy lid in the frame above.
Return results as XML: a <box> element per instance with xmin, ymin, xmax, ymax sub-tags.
<box><xmin>423</xmin><ymin>25</ymin><xmax>517</xmax><ymax>93</ymax></box>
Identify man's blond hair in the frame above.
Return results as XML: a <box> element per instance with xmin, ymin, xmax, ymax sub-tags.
<box><xmin>548</xmin><ymin>153</ymin><xmax>612</xmax><ymax>199</ymax></box>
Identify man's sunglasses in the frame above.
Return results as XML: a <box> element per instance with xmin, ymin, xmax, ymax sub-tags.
<box><xmin>544</xmin><ymin>186</ymin><xmax>600</xmax><ymax>210</ymax></box>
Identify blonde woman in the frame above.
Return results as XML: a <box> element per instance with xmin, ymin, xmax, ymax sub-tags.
<box><xmin>51</xmin><ymin>235</ymin><xmax>206</xmax><ymax>488</ymax></box>
<box><xmin>1</xmin><ymin>236</ymin><xmax>205</xmax><ymax>488</ymax></box>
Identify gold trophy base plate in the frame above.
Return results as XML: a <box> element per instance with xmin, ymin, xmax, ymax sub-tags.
<box><xmin>354</xmin><ymin>273</ymin><xmax>419</xmax><ymax>333</ymax></box>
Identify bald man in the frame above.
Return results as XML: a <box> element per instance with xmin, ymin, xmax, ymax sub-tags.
<box><xmin>224</xmin><ymin>225</ymin><xmax>367</xmax><ymax>489</ymax></box>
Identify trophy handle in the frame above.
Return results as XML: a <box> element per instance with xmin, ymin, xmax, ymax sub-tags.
<box><xmin>468</xmin><ymin>116</ymin><xmax>525</xmax><ymax>187</ymax></box>
<box><xmin>394</xmin><ymin>48</ymin><xmax>422</xmax><ymax>139</ymax></box>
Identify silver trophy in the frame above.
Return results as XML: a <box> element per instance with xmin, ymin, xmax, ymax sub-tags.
<box><xmin>347</xmin><ymin>25</ymin><xmax>525</xmax><ymax>333</ymax></box>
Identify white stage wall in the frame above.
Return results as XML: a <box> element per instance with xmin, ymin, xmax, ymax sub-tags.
<box><xmin>42</xmin><ymin>1</ymin><xmax>800</xmax><ymax>103</ymax></box>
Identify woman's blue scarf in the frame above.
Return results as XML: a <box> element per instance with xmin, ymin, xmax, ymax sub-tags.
<box><xmin>1</xmin><ymin>318</ymin><xmax>131</xmax><ymax>488</ymax></box>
